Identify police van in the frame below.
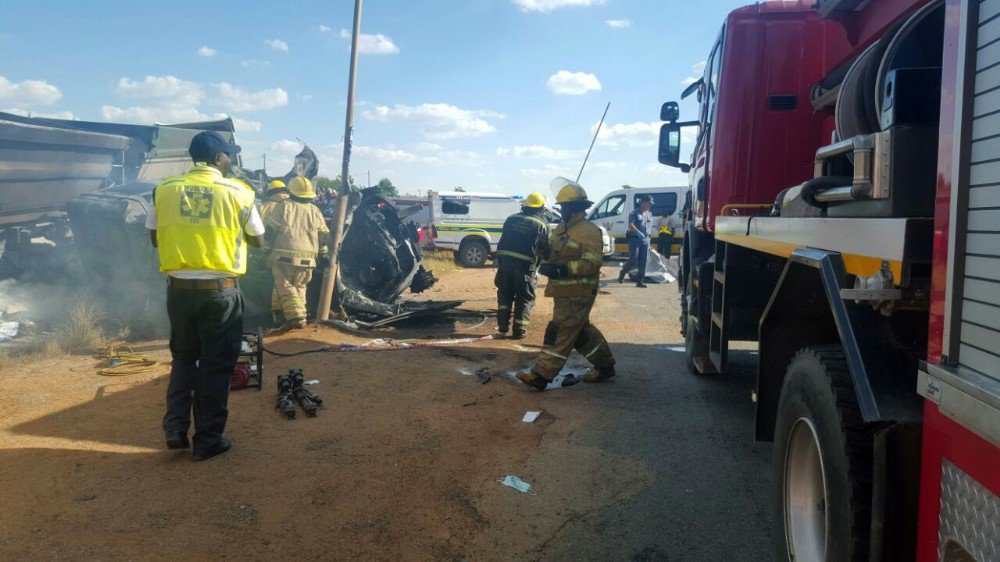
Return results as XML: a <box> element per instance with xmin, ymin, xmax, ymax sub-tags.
<box><xmin>429</xmin><ymin>191</ymin><xmax>612</xmax><ymax>267</ymax></box>
<box><xmin>587</xmin><ymin>185</ymin><xmax>689</xmax><ymax>257</ymax></box>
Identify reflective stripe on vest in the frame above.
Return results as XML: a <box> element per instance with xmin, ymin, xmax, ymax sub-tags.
<box><xmin>496</xmin><ymin>249</ymin><xmax>535</xmax><ymax>263</ymax></box>
<box><xmin>154</xmin><ymin>167</ymin><xmax>256</xmax><ymax>275</ymax></box>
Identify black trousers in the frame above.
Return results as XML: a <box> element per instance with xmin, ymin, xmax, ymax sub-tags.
<box><xmin>657</xmin><ymin>232</ymin><xmax>672</xmax><ymax>258</ymax></box>
<box><xmin>495</xmin><ymin>259</ymin><xmax>537</xmax><ymax>334</ymax></box>
<box><xmin>163</xmin><ymin>284</ymin><xmax>244</xmax><ymax>454</ymax></box>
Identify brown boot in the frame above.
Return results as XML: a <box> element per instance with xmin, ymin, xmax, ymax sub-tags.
<box><xmin>583</xmin><ymin>364</ymin><xmax>616</xmax><ymax>383</ymax></box>
<box><xmin>280</xmin><ymin>317</ymin><xmax>307</xmax><ymax>331</ymax></box>
<box><xmin>516</xmin><ymin>371</ymin><xmax>550</xmax><ymax>391</ymax></box>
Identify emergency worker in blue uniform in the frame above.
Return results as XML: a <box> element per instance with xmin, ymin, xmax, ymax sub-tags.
<box><xmin>618</xmin><ymin>194</ymin><xmax>654</xmax><ymax>288</ymax></box>
<box><xmin>494</xmin><ymin>192</ymin><xmax>549</xmax><ymax>339</ymax></box>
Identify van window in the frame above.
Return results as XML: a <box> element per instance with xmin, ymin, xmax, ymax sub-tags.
<box><xmin>441</xmin><ymin>199</ymin><xmax>469</xmax><ymax>215</ymax></box>
<box><xmin>634</xmin><ymin>192</ymin><xmax>678</xmax><ymax>218</ymax></box>
<box><xmin>590</xmin><ymin>195</ymin><xmax>626</xmax><ymax>220</ymax></box>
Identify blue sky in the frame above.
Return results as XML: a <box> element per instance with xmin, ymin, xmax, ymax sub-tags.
<box><xmin>0</xmin><ymin>0</ymin><xmax>748</xmax><ymax>201</ymax></box>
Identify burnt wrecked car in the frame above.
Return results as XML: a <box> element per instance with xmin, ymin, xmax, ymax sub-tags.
<box><xmin>335</xmin><ymin>187</ymin><xmax>437</xmax><ymax>319</ymax></box>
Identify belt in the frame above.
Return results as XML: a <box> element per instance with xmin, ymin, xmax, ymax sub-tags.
<box><xmin>276</xmin><ymin>256</ymin><xmax>314</xmax><ymax>266</ymax></box>
<box><xmin>168</xmin><ymin>277</ymin><xmax>238</xmax><ymax>290</ymax></box>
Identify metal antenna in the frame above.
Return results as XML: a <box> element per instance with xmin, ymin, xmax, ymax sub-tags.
<box><xmin>576</xmin><ymin>102</ymin><xmax>611</xmax><ymax>182</ymax></box>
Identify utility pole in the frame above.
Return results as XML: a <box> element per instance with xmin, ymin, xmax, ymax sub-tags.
<box><xmin>317</xmin><ymin>0</ymin><xmax>362</xmax><ymax>322</ymax></box>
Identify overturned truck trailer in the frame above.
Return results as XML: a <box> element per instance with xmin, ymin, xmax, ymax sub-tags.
<box><xmin>0</xmin><ymin>117</ymin><xmax>129</xmax><ymax>278</ymax></box>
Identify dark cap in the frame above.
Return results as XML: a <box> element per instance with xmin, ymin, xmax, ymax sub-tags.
<box><xmin>189</xmin><ymin>131</ymin><xmax>241</xmax><ymax>162</ymax></box>
<box><xmin>639</xmin><ymin>195</ymin><xmax>653</xmax><ymax>204</ymax></box>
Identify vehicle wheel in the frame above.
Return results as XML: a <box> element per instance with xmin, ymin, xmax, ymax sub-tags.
<box><xmin>457</xmin><ymin>238</ymin><xmax>489</xmax><ymax>267</ymax></box>
<box><xmin>773</xmin><ymin>346</ymin><xmax>873</xmax><ymax>562</ymax></box>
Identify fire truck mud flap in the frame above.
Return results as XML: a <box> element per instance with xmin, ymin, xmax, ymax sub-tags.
<box><xmin>756</xmin><ymin>248</ymin><xmax>924</xmax><ymax>440</ymax></box>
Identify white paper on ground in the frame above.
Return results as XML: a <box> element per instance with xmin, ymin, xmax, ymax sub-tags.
<box><xmin>522</xmin><ymin>411</ymin><xmax>541</xmax><ymax>423</ymax></box>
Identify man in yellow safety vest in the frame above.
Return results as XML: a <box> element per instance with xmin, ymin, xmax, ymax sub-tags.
<box><xmin>146</xmin><ymin>131</ymin><xmax>264</xmax><ymax>461</ymax></box>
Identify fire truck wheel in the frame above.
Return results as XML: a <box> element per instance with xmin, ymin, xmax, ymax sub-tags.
<box><xmin>773</xmin><ymin>346</ymin><xmax>873</xmax><ymax>562</ymax></box>
<box><xmin>457</xmin><ymin>238</ymin><xmax>489</xmax><ymax>268</ymax></box>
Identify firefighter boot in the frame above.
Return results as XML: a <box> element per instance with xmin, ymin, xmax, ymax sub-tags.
<box><xmin>516</xmin><ymin>370</ymin><xmax>550</xmax><ymax>391</ymax></box>
<box><xmin>583</xmin><ymin>363</ymin><xmax>616</xmax><ymax>383</ymax></box>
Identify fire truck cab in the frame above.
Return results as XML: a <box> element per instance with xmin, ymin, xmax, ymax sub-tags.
<box><xmin>659</xmin><ymin>0</ymin><xmax>999</xmax><ymax>559</ymax></box>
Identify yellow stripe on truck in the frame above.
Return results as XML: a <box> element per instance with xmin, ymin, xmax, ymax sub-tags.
<box><xmin>714</xmin><ymin>232</ymin><xmax>903</xmax><ymax>281</ymax></box>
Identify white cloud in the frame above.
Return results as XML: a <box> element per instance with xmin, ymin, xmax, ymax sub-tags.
<box><xmin>3</xmin><ymin>107</ymin><xmax>75</xmax><ymax>120</ymax></box>
<box><xmin>318</xmin><ymin>24</ymin><xmax>332</xmax><ymax>33</ymax></box>
<box><xmin>115</xmin><ymin>75</ymin><xmax>204</xmax><ymax>107</ymax></box>
<box><xmin>415</xmin><ymin>142</ymin><xmax>444</xmax><ymax>152</ymax></box>
<box><xmin>269</xmin><ymin>139</ymin><xmax>302</xmax><ymax>156</ymax></box>
<box><xmin>512</xmin><ymin>0</ymin><xmax>605</xmax><ymax>12</ymax></box>
<box><xmin>497</xmin><ymin>145</ymin><xmax>584</xmax><ymax>160</ymax></box>
<box><xmin>363</xmin><ymin>103</ymin><xmax>502</xmax><ymax>140</ymax></box>
<box><xmin>101</xmin><ymin>104</ymin><xmax>211</xmax><ymax>124</ymax></box>
<box><xmin>596</xmin><ymin>120</ymin><xmax>661</xmax><ymax>147</ymax></box>
<box><xmin>0</xmin><ymin>75</ymin><xmax>63</xmax><ymax>109</ymax></box>
<box><xmin>680</xmin><ymin>60</ymin><xmax>707</xmax><ymax>86</ymax></box>
<box><xmin>546</xmin><ymin>70</ymin><xmax>601</xmax><ymax>96</ymax></box>
<box><xmin>297</xmin><ymin>93</ymin><xmax>313</xmax><ymax>101</ymax></box>
<box><xmin>231</xmin><ymin>116</ymin><xmax>262</xmax><ymax>134</ymax></box>
<box><xmin>104</xmin><ymin>75</ymin><xmax>271</xmax><ymax>133</ymax></box>
<box><xmin>198</xmin><ymin>45</ymin><xmax>217</xmax><ymax>57</ymax></box>
<box><xmin>338</xmin><ymin>29</ymin><xmax>399</xmax><ymax>55</ymax></box>
<box><xmin>605</xmin><ymin>19</ymin><xmax>631</xmax><ymax>28</ymax></box>
<box><xmin>212</xmin><ymin>83</ymin><xmax>288</xmax><ymax>112</ymax></box>
<box><xmin>265</xmin><ymin>38</ymin><xmax>289</xmax><ymax>53</ymax></box>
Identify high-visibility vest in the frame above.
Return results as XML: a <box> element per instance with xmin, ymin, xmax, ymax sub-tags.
<box><xmin>153</xmin><ymin>166</ymin><xmax>257</xmax><ymax>275</ymax></box>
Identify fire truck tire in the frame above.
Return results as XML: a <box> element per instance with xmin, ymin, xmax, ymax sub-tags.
<box><xmin>773</xmin><ymin>346</ymin><xmax>873</xmax><ymax>562</ymax></box>
<box><xmin>684</xmin><ymin>314</ymin><xmax>708</xmax><ymax>375</ymax></box>
<box><xmin>457</xmin><ymin>238</ymin><xmax>489</xmax><ymax>268</ymax></box>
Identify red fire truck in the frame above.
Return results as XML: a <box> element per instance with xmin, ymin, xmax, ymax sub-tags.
<box><xmin>659</xmin><ymin>0</ymin><xmax>999</xmax><ymax>559</ymax></box>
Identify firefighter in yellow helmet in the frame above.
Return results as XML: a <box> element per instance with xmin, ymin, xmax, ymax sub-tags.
<box><xmin>264</xmin><ymin>176</ymin><xmax>330</xmax><ymax>330</ymax></box>
<box><xmin>517</xmin><ymin>178</ymin><xmax>616</xmax><ymax>390</ymax></box>
<box><xmin>260</xmin><ymin>179</ymin><xmax>289</xmax><ymax>221</ymax></box>
<box><xmin>262</xmin><ymin>179</ymin><xmax>291</xmax><ymax>323</ymax></box>
<box><xmin>494</xmin><ymin>191</ymin><xmax>549</xmax><ymax>339</ymax></box>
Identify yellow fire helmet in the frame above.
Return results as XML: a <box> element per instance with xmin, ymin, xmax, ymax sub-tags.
<box><xmin>287</xmin><ymin>176</ymin><xmax>316</xmax><ymax>199</ymax></box>
<box><xmin>551</xmin><ymin>176</ymin><xmax>590</xmax><ymax>205</ymax></box>
<box><xmin>523</xmin><ymin>192</ymin><xmax>546</xmax><ymax>208</ymax></box>
<box><xmin>268</xmin><ymin>179</ymin><xmax>286</xmax><ymax>189</ymax></box>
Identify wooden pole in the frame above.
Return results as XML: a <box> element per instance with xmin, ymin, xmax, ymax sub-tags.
<box><xmin>317</xmin><ymin>0</ymin><xmax>362</xmax><ymax>322</ymax></box>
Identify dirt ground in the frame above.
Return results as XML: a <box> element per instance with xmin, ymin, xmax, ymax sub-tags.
<box><xmin>0</xmin><ymin>259</ymin><xmax>778</xmax><ymax>561</ymax></box>
<box><xmin>0</xmin><ymin>264</ymin><xmax>647</xmax><ymax>561</ymax></box>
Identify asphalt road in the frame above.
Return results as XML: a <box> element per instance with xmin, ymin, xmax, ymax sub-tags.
<box><xmin>514</xmin><ymin>274</ymin><xmax>776</xmax><ymax>561</ymax></box>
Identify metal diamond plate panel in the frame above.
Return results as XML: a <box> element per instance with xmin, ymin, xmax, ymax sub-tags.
<box><xmin>938</xmin><ymin>461</ymin><xmax>1000</xmax><ymax>561</ymax></box>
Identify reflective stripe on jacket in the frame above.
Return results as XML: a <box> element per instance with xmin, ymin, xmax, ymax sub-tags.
<box><xmin>496</xmin><ymin>211</ymin><xmax>549</xmax><ymax>265</ymax></box>
<box><xmin>154</xmin><ymin>166</ymin><xmax>257</xmax><ymax>275</ymax></box>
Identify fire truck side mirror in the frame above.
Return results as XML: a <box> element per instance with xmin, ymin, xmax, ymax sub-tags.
<box><xmin>660</xmin><ymin>101</ymin><xmax>679</xmax><ymax>123</ymax></box>
<box><xmin>658</xmin><ymin>123</ymin><xmax>690</xmax><ymax>173</ymax></box>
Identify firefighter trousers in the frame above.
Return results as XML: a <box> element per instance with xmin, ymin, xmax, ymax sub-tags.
<box><xmin>271</xmin><ymin>262</ymin><xmax>313</xmax><ymax>322</ymax></box>
<box><xmin>495</xmin><ymin>261</ymin><xmax>537</xmax><ymax>334</ymax></box>
<box><xmin>531</xmin><ymin>297</ymin><xmax>615</xmax><ymax>381</ymax></box>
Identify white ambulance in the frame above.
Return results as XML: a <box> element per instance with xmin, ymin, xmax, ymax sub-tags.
<box><xmin>429</xmin><ymin>191</ymin><xmax>611</xmax><ymax>267</ymax></box>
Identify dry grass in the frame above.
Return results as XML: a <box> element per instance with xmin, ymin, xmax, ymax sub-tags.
<box><xmin>57</xmin><ymin>298</ymin><xmax>109</xmax><ymax>354</ymax></box>
<box><xmin>0</xmin><ymin>340</ymin><xmax>66</xmax><ymax>376</ymax></box>
<box><xmin>421</xmin><ymin>249</ymin><xmax>460</xmax><ymax>276</ymax></box>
